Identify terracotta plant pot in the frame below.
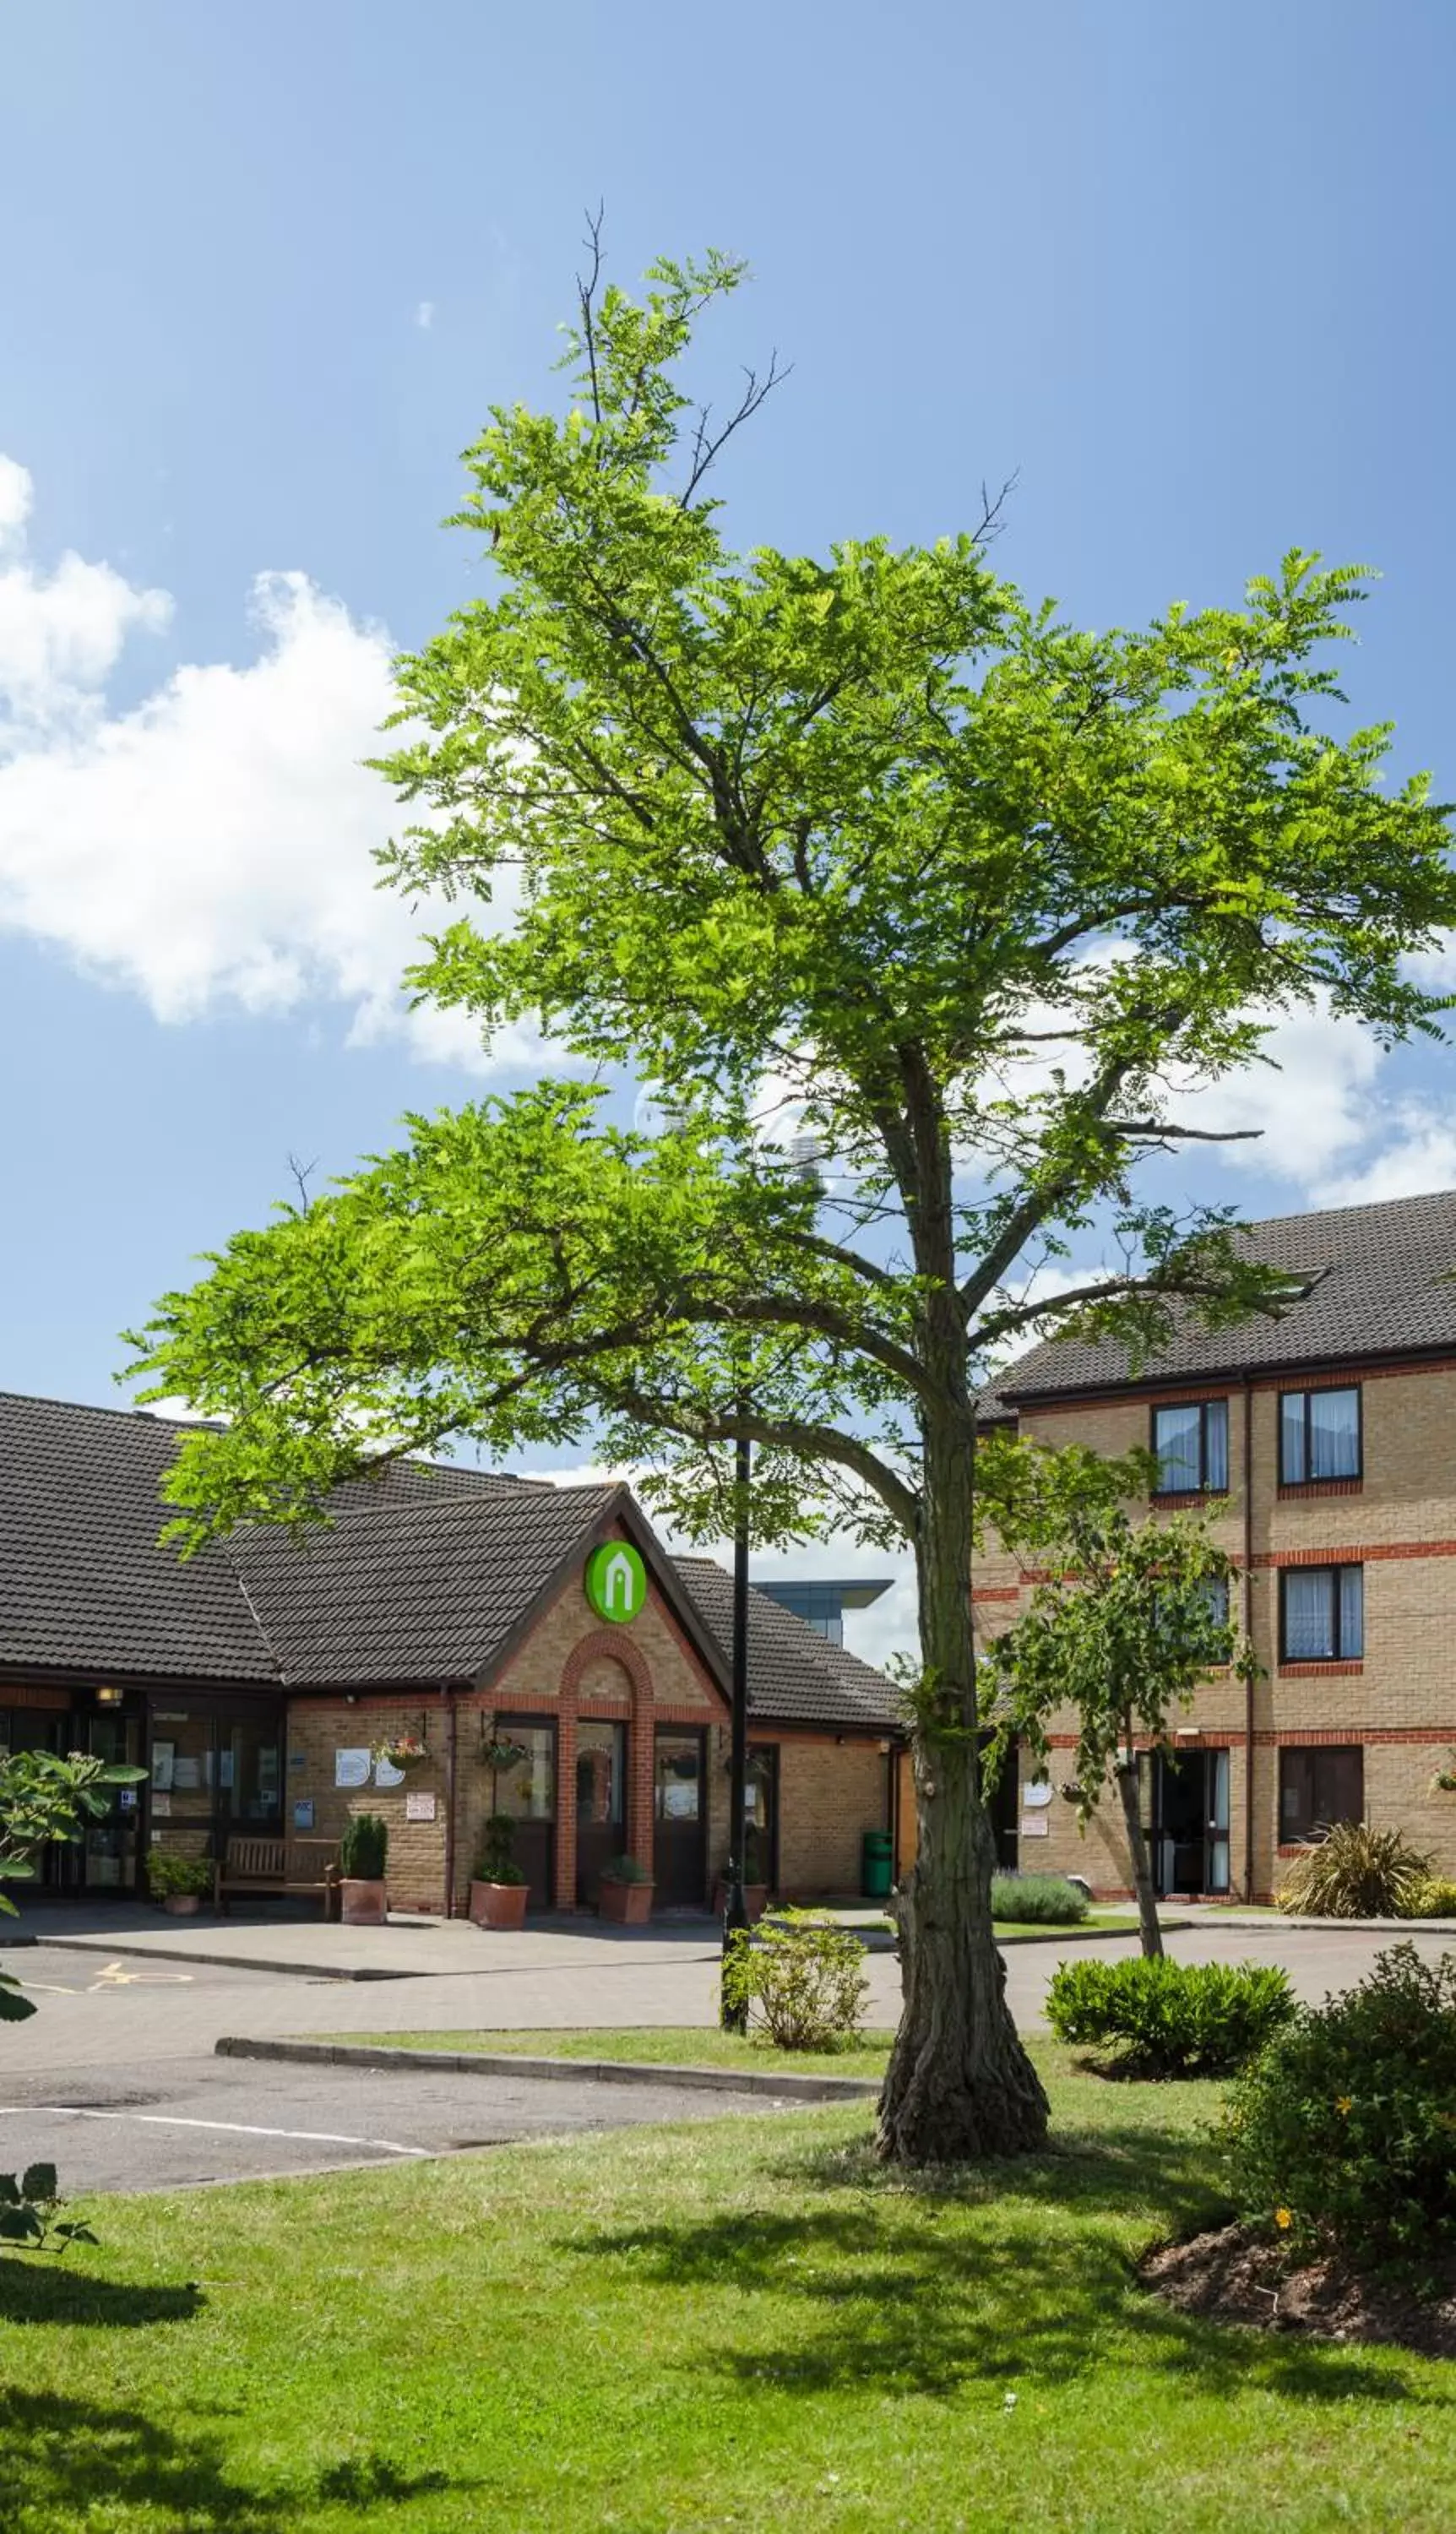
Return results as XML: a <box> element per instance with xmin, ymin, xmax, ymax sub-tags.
<box><xmin>161</xmin><ymin>1893</ymin><xmax>202</xmax><ymax>1917</ymax></box>
<box><xmin>469</xmin><ymin>1879</ymin><xmax>529</xmax><ymax>1931</ymax></box>
<box><xmin>600</xmin><ymin>1878</ymin><xmax>654</xmax><ymax>1925</ymax></box>
<box><xmin>340</xmin><ymin>1877</ymin><xmax>388</xmax><ymax>1927</ymax></box>
<box><xmin>713</xmin><ymin>1880</ymin><xmax>770</xmax><ymax>1925</ymax></box>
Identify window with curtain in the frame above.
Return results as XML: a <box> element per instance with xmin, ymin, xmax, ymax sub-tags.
<box><xmin>1279</xmin><ymin>1386</ymin><xmax>1361</xmax><ymax>1483</ymax></box>
<box><xmin>1279</xmin><ymin>1746</ymin><xmax>1364</xmax><ymax>1841</ymax></box>
<box><xmin>1280</xmin><ymin>1565</ymin><xmax>1363</xmax><ymax>1661</ymax></box>
<box><xmin>1152</xmin><ymin>1399</ymin><xmax>1229</xmax><ymax>1494</ymax></box>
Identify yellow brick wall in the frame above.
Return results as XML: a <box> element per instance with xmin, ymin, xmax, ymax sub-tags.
<box><xmin>978</xmin><ymin>1362</ymin><xmax>1456</xmax><ymax>1898</ymax></box>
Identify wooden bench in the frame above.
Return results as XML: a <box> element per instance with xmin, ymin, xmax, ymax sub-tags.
<box><xmin>214</xmin><ymin>1835</ymin><xmax>341</xmax><ymax>1918</ymax></box>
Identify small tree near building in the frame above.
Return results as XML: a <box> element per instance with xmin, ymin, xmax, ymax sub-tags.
<box><xmin>128</xmin><ymin>241</ymin><xmax>1456</xmax><ymax>2164</ymax></box>
<box><xmin>991</xmin><ymin>1508</ymin><xmax>1245</xmax><ymax>1956</ymax></box>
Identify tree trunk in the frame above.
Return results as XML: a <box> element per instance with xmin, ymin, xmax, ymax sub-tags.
<box><xmin>1116</xmin><ymin>1755</ymin><xmax>1163</xmax><ymax>1960</ymax></box>
<box><xmin>877</xmin><ymin>1413</ymin><xmax>1050</xmax><ymax>2164</ymax></box>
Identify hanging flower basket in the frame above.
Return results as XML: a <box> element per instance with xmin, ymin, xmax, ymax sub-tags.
<box><xmin>372</xmin><ymin>1733</ymin><xmax>429</xmax><ymax>1773</ymax></box>
<box><xmin>481</xmin><ymin>1737</ymin><xmax>530</xmax><ymax>1774</ymax></box>
<box><xmin>1429</xmin><ymin>1757</ymin><xmax>1456</xmax><ymax>1795</ymax></box>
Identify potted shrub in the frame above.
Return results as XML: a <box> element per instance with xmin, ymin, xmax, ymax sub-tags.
<box><xmin>469</xmin><ymin>1812</ymin><xmax>529</xmax><ymax>1931</ymax></box>
<box><xmin>600</xmin><ymin>1853</ymin><xmax>655</xmax><ymax>1925</ymax></box>
<box><xmin>339</xmin><ymin>1813</ymin><xmax>388</xmax><ymax>1926</ymax></box>
<box><xmin>147</xmin><ymin>1849</ymin><xmax>212</xmax><ymax>1916</ymax></box>
<box><xmin>714</xmin><ymin>1823</ymin><xmax>771</xmax><ymax>1923</ymax></box>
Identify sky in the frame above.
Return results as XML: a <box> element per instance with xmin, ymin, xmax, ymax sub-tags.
<box><xmin>3</xmin><ymin>0</ymin><xmax>1455</xmax><ymax>1666</ymax></box>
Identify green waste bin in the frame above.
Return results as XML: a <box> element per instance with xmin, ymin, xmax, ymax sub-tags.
<box><xmin>861</xmin><ymin>1827</ymin><xmax>894</xmax><ymax>1900</ymax></box>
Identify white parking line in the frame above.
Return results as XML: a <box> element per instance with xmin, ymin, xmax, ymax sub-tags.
<box><xmin>0</xmin><ymin>2107</ymin><xmax>429</xmax><ymax>2156</ymax></box>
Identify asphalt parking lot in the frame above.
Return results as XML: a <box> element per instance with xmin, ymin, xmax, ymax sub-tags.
<box><xmin>0</xmin><ymin>1948</ymin><xmax>790</xmax><ymax>2192</ymax></box>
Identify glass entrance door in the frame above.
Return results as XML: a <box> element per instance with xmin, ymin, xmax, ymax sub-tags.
<box><xmin>1152</xmin><ymin>1750</ymin><xmax>1231</xmax><ymax>1897</ymax></box>
<box><xmin>576</xmin><ymin>1721</ymin><xmax>625</xmax><ymax>1907</ymax></box>
<box><xmin>491</xmin><ymin>1721</ymin><xmax>557</xmax><ymax>1909</ymax></box>
<box><xmin>84</xmin><ymin>1710</ymin><xmax>141</xmax><ymax>1894</ymax></box>
<box><xmin>653</xmin><ymin>1730</ymin><xmax>708</xmax><ymax>1906</ymax></box>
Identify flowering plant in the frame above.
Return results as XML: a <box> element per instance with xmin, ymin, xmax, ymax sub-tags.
<box><xmin>372</xmin><ymin>1732</ymin><xmax>428</xmax><ymax>1772</ymax></box>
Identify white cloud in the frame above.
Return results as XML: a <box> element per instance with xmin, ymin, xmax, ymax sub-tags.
<box><xmin>415</xmin><ymin>300</ymin><xmax>435</xmax><ymax>331</ymax></box>
<box><xmin>0</xmin><ymin>457</ymin><xmax>542</xmax><ymax>1073</ymax></box>
<box><xmin>1307</xmin><ymin>1105</ymin><xmax>1456</xmax><ymax>1208</ymax></box>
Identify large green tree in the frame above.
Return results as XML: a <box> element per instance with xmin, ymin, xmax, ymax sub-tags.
<box><xmin>130</xmin><ymin>240</ymin><xmax>1456</xmax><ymax>2162</ymax></box>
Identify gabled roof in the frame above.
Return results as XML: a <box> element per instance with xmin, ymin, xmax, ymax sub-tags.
<box><xmin>0</xmin><ymin>1392</ymin><xmax>904</xmax><ymax>1732</ymax></box>
<box><xmin>228</xmin><ymin>1482</ymin><xmax>622</xmax><ymax>1687</ymax></box>
<box><xmin>986</xmin><ymin>1188</ymin><xmax>1456</xmax><ymax>1408</ymax></box>
<box><xmin>673</xmin><ymin>1557</ymin><xmax>905</xmax><ymax>1734</ymax></box>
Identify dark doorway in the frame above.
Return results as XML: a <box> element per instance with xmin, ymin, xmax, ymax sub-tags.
<box><xmin>982</xmin><ymin>1737</ymin><xmax>1019</xmax><ymax>1873</ymax></box>
<box><xmin>576</xmin><ymin>1720</ymin><xmax>626</xmax><ymax>1907</ymax></box>
<box><xmin>490</xmin><ymin>1719</ymin><xmax>557</xmax><ymax>1909</ymax></box>
<box><xmin>653</xmin><ymin>1728</ymin><xmax>708</xmax><ymax>1906</ymax></box>
<box><xmin>745</xmin><ymin>1743</ymin><xmax>779</xmax><ymax>1892</ymax></box>
<box><xmin>1151</xmin><ymin>1748</ymin><xmax>1231</xmax><ymax>1897</ymax></box>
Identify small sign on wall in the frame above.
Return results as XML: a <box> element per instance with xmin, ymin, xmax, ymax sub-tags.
<box><xmin>1019</xmin><ymin>1813</ymin><xmax>1051</xmax><ymax>1840</ymax></box>
<box><xmin>405</xmin><ymin>1790</ymin><xmax>437</xmax><ymax>1823</ymax></box>
<box><xmin>334</xmin><ymin>1748</ymin><xmax>371</xmax><ymax>1790</ymax></box>
<box><xmin>293</xmin><ymin>1798</ymin><xmax>316</xmax><ymax>1832</ymax></box>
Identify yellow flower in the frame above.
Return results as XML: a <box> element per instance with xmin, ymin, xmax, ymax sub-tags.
<box><xmin>1335</xmin><ymin>2096</ymin><xmax>1352</xmax><ymax>2116</ymax></box>
<box><xmin>1274</xmin><ymin>2207</ymin><xmax>1293</xmax><ymax>2231</ymax></box>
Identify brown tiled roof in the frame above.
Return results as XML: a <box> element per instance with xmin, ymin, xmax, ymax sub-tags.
<box><xmin>0</xmin><ymin>1392</ymin><xmax>903</xmax><ymax>1728</ymax></box>
<box><xmin>986</xmin><ymin>1188</ymin><xmax>1456</xmax><ymax>1408</ymax></box>
<box><xmin>673</xmin><ymin>1557</ymin><xmax>904</xmax><ymax>1734</ymax></box>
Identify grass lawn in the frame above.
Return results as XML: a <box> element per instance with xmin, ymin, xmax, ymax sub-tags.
<box><xmin>313</xmin><ymin>2024</ymin><xmax>898</xmax><ymax>2079</ymax></box>
<box><xmin>4</xmin><ymin>2045</ymin><xmax>1453</xmax><ymax>2533</ymax></box>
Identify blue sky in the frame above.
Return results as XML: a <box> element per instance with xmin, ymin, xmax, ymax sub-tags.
<box><xmin>3</xmin><ymin>2</ymin><xmax>1454</xmax><ymax>1655</ymax></box>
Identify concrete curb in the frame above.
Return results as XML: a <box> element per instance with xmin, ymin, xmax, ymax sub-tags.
<box><xmin>215</xmin><ymin>2034</ymin><xmax>882</xmax><ymax>2102</ymax></box>
<box><xmin>0</xmin><ymin>1933</ymin><xmax>36</xmax><ymax>1949</ymax></box>
<box><xmin>30</xmin><ymin>1936</ymin><xmax>421</xmax><ymax>1982</ymax></box>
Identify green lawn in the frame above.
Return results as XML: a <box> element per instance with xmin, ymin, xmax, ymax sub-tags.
<box><xmin>316</xmin><ymin>2024</ymin><xmax>897</xmax><ymax>2078</ymax></box>
<box><xmin>3</xmin><ymin>2047</ymin><xmax>1453</xmax><ymax>2533</ymax></box>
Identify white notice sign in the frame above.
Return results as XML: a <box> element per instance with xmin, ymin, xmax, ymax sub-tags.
<box><xmin>1019</xmin><ymin>1813</ymin><xmax>1051</xmax><ymax>1839</ymax></box>
<box><xmin>405</xmin><ymin>1790</ymin><xmax>437</xmax><ymax>1823</ymax></box>
<box><xmin>334</xmin><ymin>1748</ymin><xmax>371</xmax><ymax>1790</ymax></box>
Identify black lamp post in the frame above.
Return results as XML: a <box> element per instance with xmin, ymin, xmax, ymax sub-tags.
<box><xmin>720</xmin><ymin>1422</ymin><xmax>752</xmax><ymax>2031</ymax></box>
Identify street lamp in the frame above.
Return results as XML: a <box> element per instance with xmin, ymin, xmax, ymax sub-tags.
<box><xmin>720</xmin><ymin>1420</ymin><xmax>752</xmax><ymax>2031</ymax></box>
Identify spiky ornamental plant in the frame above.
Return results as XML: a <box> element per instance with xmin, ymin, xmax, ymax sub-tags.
<box><xmin>130</xmin><ymin>235</ymin><xmax>1456</xmax><ymax>2163</ymax></box>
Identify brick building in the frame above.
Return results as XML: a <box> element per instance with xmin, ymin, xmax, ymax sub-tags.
<box><xmin>0</xmin><ymin>1392</ymin><xmax>903</xmax><ymax>1912</ymax></box>
<box><xmin>975</xmin><ymin>1189</ymin><xmax>1456</xmax><ymax>1903</ymax></box>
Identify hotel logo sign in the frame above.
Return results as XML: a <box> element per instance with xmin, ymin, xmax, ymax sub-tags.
<box><xmin>585</xmin><ymin>1541</ymin><xmax>648</xmax><ymax>1623</ymax></box>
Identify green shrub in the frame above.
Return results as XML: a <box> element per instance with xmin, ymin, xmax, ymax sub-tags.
<box><xmin>1046</xmin><ymin>1954</ymin><xmax>1296</xmax><ymax>2076</ymax></box>
<box><xmin>340</xmin><ymin>1814</ymin><xmax>388</xmax><ymax>1880</ymax></box>
<box><xmin>991</xmin><ymin>1870</ymin><xmax>1089</xmax><ymax>1926</ymax></box>
<box><xmin>145</xmin><ymin>1849</ymin><xmax>212</xmax><ymax>1900</ymax></box>
<box><xmin>475</xmin><ymin>1813</ymin><xmax>525</xmax><ymax>1886</ymax></box>
<box><xmin>602</xmin><ymin>1853</ymin><xmax>652</xmax><ymax>1885</ymax></box>
<box><xmin>1276</xmin><ymin>1819</ymin><xmax>1431</xmax><ymax>1919</ymax></box>
<box><xmin>722</xmin><ymin>1908</ymin><xmax>869</xmax><ymax>2051</ymax></box>
<box><xmin>1224</xmin><ymin>1943</ymin><xmax>1456</xmax><ymax>2273</ymax></box>
<box><xmin>1400</xmin><ymin>1876</ymin><xmax>1456</xmax><ymax>1920</ymax></box>
<box><xmin>0</xmin><ymin>2163</ymin><xmax>96</xmax><ymax>2254</ymax></box>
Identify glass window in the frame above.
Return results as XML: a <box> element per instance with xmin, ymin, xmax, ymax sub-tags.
<box><xmin>655</xmin><ymin>1733</ymin><xmax>702</xmax><ymax>1824</ymax></box>
<box><xmin>1200</xmin><ymin>1574</ymin><xmax>1231</xmax><ymax>1630</ymax></box>
<box><xmin>149</xmin><ymin>1710</ymin><xmax>214</xmax><ymax>1819</ymax></box>
<box><xmin>1279</xmin><ymin>1747</ymin><xmax>1364</xmax><ymax>1841</ymax></box>
<box><xmin>1279</xmin><ymin>1386</ymin><xmax>1361</xmax><ymax>1483</ymax></box>
<box><xmin>221</xmin><ymin>1714</ymin><xmax>282</xmax><ymax>1824</ymax></box>
<box><xmin>1280</xmin><ymin>1565</ymin><xmax>1363</xmax><ymax>1661</ymax></box>
<box><xmin>576</xmin><ymin>1721</ymin><xmax>624</xmax><ymax>1830</ymax></box>
<box><xmin>492</xmin><ymin>1721</ymin><xmax>556</xmax><ymax>1821</ymax></box>
<box><xmin>1153</xmin><ymin>1399</ymin><xmax>1228</xmax><ymax>1493</ymax></box>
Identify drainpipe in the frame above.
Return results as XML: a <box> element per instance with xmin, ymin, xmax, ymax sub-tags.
<box><xmin>1242</xmin><ymin>1373</ymin><xmax>1256</xmax><ymax>1901</ymax></box>
<box><xmin>442</xmin><ymin>1683</ymin><xmax>457</xmax><ymax>1921</ymax></box>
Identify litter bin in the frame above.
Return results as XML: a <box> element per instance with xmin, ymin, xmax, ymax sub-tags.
<box><xmin>861</xmin><ymin>1827</ymin><xmax>894</xmax><ymax>1900</ymax></box>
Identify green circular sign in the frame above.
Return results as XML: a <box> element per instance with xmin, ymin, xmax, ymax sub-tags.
<box><xmin>585</xmin><ymin>1541</ymin><xmax>648</xmax><ymax>1623</ymax></box>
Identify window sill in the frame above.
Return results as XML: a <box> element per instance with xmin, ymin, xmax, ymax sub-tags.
<box><xmin>1278</xmin><ymin>1660</ymin><xmax>1364</xmax><ymax>1677</ymax></box>
<box><xmin>1151</xmin><ymin>1489</ymin><xmax>1227</xmax><ymax>1508</ymax></box>
<box><xmin>1277</xmin><ymin>1478</ymin><xmax>1362</xmax><ymax>1500</ymax></box>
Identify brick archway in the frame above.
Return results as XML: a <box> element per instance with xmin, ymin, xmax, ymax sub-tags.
<box><xmin>557</xmin><ymin>1629</ymin><xmax>655</xmax><ymax>1905</ymax></box>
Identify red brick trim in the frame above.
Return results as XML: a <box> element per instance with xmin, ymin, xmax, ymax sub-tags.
<box><xmin>0</xmin><ymin>1684</ymin><xmax>70</xmax><ymax>1710</ymax></box>
<box><xmin>1277</xmin><ymin>1660</ymin><xmax>1364</xmax><ymax>1678</ymax></box>
<box><xmin>1254</xmin><ymin>1539</ymin><xmax>1456</xmax><ymax>1568</ymax></box>
<box><xmin>1258</xmin><ymin>1726</ymin><xmax>1456</xmax><ymax>1747</ymax></box>
<box><xmin>971</xmin><ymin>1586</ymin><xmax>1020</xmax><ymax>1604</ymax></box>
<box><xmin>1277</xmin><ymin>1479</ymin><xmax>1362</xmax><ymax>1500</ymax></box>
<box><xmin>560</xmin><ymin>1629</ymin><xmax>652</xmax><ymax>1702</ymax></box>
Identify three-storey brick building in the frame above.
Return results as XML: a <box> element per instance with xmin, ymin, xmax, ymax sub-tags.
<box><xmin>975</xmin><ymin>1188</ymin><xmax>1456</xmax><ymax>1901</ymax></box>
